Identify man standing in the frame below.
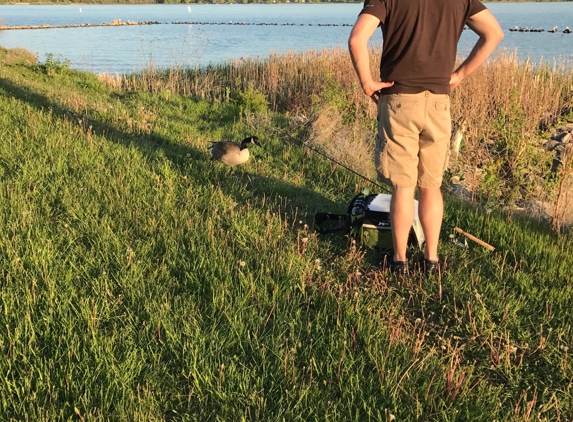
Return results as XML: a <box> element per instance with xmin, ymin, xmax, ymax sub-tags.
<box><xmin>348</xmin><ymin>0</ymin><xmax>503</xmax><ymax>273</ymax></box>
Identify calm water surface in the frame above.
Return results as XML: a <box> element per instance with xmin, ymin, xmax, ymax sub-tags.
<box><xmin>0</xmin><ymin>3</ymin><xmax>572</xmax><ymax>74</ymax></box>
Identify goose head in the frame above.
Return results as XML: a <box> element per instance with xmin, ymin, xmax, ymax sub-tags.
<box><xmin>240</xmin><ymin>136</ymin><xmax>261</xmax><ymax>149</ymax></box>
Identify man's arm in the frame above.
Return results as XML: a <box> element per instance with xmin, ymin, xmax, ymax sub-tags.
<box><xmin>450</xmin><ymin>9</ymin><xmax>504</xmax><ymax>90</ymax></box>
<box><xmin>348</xmin><ymin>13</ymin><xmax>394</xmax><ymax>103</ymax></box>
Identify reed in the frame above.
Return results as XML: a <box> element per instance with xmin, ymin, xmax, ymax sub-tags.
<box><xmin>101</xmin><ymin>48</ymin><xmax>573</xmax><ymax>128</ymax></box>
<box><xmin>101</xmin><ymin>48</ymin><xmax>373</xmax><ymax>116</ymax></box>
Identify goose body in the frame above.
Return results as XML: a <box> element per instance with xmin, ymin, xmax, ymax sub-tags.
<box><xmin>208</xmin><ymin>136</ymin><xmax>260</xmax><ymax>167</ymax></box>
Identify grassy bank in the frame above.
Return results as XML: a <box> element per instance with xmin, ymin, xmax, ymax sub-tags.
<box><xmin>0</xmin><ymin>47</ymin><xmax>572</xmax><ymax>420</ymax></box>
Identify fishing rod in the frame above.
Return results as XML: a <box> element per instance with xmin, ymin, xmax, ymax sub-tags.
<box><xmin>269</xmin><ymin>124</ymin><xmax>498</xmax><ymax>253</ymax></box>
<box><xmin>266</xmin><ymin>124</ymin><xmax>391</xmax><ymax>193</ymax></box>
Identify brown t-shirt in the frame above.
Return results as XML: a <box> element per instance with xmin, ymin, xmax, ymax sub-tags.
<box><xmin>359</xmin><ymin>0</ymin><xmax>486</xmax><ymax>94</ymax></box>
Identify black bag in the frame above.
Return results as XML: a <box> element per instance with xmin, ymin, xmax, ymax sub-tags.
<box><xmin>314</xmin><ymin>189</ymin><xmax>425</xmax><ymax>249</ymax></box>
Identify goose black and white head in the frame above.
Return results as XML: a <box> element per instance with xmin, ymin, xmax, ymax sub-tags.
<box><xmin>208</xmin><ymin>136</ymin><xmax>261</xmax><ymax>167</ymax></box>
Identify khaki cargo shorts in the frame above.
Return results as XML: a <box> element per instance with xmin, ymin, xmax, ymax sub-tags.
<box><xmin>375</xmin><ymin>91</ymin><xmax>451</xmax><ymax>190</ymax></box>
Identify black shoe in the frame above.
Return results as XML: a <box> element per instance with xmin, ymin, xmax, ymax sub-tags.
<box><xmin>391</xmin><ymin>258</ymin><xmax>409</xmax><ymax>275</ymax></box>
<box><xmin>419</xmin><ymin>257</ymin><xmax>444</xmax><ymax>276</ymax></box>
<box><xmin>381</xmin><ymin>253</ymin><xmax>408</xmax><ymax>275</ymax></box>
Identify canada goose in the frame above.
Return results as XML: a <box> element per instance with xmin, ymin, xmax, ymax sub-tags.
<box><xmin>208</xmin><ymin>136</ymin><xmax>261</xmax><ymax>167</ymax></box>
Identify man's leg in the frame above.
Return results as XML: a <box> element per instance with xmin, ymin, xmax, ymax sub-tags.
<box><xmin>418</xmin><ymin>187</ymin><xmax>443</xmax><ymax>262</ymax></box>
<box><xmin>390</xmin><ymin>187</ymin><xmax>415</xmax><ymax>262</ymax></box>
<box><xmin>377</xmin><ymin>92</ymin><xmax>424</xmax><ymax>265</ymax></box>
<box><xmin>418</xmin><ymin>92</ymin><xmax>451</xmax><ymax>263</ymax></box>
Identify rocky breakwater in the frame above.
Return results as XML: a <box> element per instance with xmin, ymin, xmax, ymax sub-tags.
<box><xmin>0</xmin><ymin>19</ymin><xmax>161</xmax><ymax>31</ymax></box>
<box><xmin>0</xmin><ymin>20</ymin><xmax>355</xmax><ymax>31</ymax></box>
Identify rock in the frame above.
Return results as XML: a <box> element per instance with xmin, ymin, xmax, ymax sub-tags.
<box><xmin>523</xmin><ymin>199</ymin><xmax>553</xmax><ymax>222</ymax></box>
<box><xmin>447</xmin><ymin>183</ymin><xmax>473</xmax><ymax>202</ymax></box>
<box><xmin>553</xmin><ymin>131</ymin><xmax>572</xmax><ymax>143</ymax></box>
<box><xmin>544</xmin><ymin>139</ymin><xmax>563</xmax><ymax>151</ymax></box>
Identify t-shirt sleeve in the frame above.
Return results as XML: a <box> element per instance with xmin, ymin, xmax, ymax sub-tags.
<box><xmin>468</xmin><ymin>0</ymin><xmax>487</xmax><ymax>17</ymax></box>
<box><xmin>358</xmin><ymin>0</ymin><xmax>387</xmax><ymax>24</ymax></box>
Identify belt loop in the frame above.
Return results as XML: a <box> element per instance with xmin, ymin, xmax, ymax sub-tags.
<box><xmin>425</xmin><ymin>90</ymin><xmax>430</xmax><ymax>97</ymax></box>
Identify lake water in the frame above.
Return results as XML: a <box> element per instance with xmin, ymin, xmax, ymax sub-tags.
<box><xmin>0</xmin><ymin>2</ymin><xmax>572</xmax><ymax>74</ymax></box>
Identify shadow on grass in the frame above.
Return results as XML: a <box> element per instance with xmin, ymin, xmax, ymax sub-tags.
<box><xmin>0</xmin><ymin>76</ymin><xmax>349</xmax><ymax>253</ymax></box>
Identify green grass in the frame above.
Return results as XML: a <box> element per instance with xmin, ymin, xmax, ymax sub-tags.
<box><xmin>0</xmin><ymin>47</ymin><xmax>572</xmax><ymax>421</ymax></box>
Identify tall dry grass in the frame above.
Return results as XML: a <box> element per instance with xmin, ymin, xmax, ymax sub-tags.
<box><xmin>450</xmin><ymin>50</ymin><xmax>572</xmax><ymax>168</ymax></box>
<box><xmin>0</xmin><ymin>46</ymin><xmax>37</xmax><ymax>66</ymax></box>
<box><xmin>100</xmin><ymin>47</ymin><xmax>573</xmax><ymax>128</ymax></box>
<box><xmin>99</xmin><ymin>47</ymin><xmax>375</xmax><ymax>117</ymax></box>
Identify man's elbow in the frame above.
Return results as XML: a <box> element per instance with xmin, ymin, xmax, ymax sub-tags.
<box><xmin>348</xmin><ymin>35</ymin><xmax>362</xmax><ymax>55</ymax></box>
<box><xmin>481</xmin><ymin>27</ymin><xmax>504</xmax><ymax>49</ymax></box>
<box><xmin>348</xmin><ymin>34</ymin><xmax>359</xmax><ymax>50</ymax></box>
<box><xmin>494</xmin><ymin>27</ymin><xmax>505</xmax><ymax>44</ymax></box>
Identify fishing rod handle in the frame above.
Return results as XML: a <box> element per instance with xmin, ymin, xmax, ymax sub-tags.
<box><xmin>453</xmin><ymin>227</ymin><xmax>496</xmax><ymax>252</ymax></box>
